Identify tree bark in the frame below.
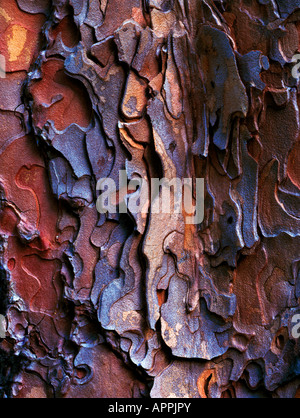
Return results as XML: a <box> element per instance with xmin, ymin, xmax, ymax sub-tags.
<box><xmin>0</xmin><ymin>0</ymin><xmax>299</xmax><ymax>398</ymax></box>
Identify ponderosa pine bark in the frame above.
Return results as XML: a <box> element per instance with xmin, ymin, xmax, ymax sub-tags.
<box><xmin>0</xmin><ymin>0</ymin><xmax>299</xmax><ymax>398</ymax></box>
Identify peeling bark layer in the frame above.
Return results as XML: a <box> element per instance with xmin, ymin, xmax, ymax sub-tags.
<box><xmin>0</xmin><ymin>0</ymin><xmax>300</xmax><ymax>398</ymax></box>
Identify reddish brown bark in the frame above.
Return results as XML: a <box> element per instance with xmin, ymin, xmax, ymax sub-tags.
<box><xmin>0</xmin><ymin>0</ymin><xmax>299</xmax><ymax>398</ymax></box>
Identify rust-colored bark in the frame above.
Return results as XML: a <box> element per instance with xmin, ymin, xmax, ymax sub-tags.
<box><xmin>0</xmin><ymin>0</ymin><xmax>299</xmax><ymax>398</ymax></box>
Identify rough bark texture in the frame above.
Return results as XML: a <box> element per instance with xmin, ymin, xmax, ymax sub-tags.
<box><xmin>0</xmin><ymin>0</ymin><xmax>300</xmax><ymax>398</ymax></box>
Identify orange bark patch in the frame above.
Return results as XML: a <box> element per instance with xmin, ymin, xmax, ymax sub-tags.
<box><xmin>30</xmin><ymin>59</ymin><xmax>92</xmax><ymax>130</ymax></box>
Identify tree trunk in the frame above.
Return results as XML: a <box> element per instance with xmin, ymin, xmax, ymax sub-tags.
<box><xmin>0</xmin><ymin>0</ymin><xmax>299</xmax><ymax>398</ymax></box>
